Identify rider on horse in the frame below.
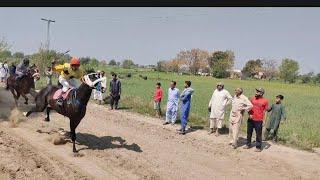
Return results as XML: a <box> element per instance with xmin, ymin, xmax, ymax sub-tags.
<box><xmin>15</xmin><ymin>57</ymin><xmax>30</xmax><ymax>85</ymax></box>
<box><xmin>52</xmin><ymin>57</ymin><xmax>84</xmax><ymax>106</ymax></box>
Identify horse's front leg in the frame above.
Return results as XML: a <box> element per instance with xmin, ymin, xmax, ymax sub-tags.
<box><xmin>21</xmin><ymin>93</ymin><xmax>28</xmax><ymax>105</ymax></box>
<box><xmin>70</xmin><ymin>118</ymin><xmax>82</xmax><ymax>153</ymax></box>
<box><xmin>44</xmin><ymin>107</ymin><xmax>51</xmax><ymax>122</ymax></box>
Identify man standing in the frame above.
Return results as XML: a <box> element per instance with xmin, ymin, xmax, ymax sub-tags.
<box><xmin>0</xmin><ymin>61</ymin><xmax>9</xmax><ymax>83</ymax></box>
<box><xmin>244</xmin><ymin>88</ymin><xmax>269</xmax><ymax>152</ymax></box>
<box><xmin>163</xmin><ymin>81</ymin><xmax>180</xmax><ymax>125</ymax></box>
<box><xmin>229</xmin><ymin>88</ymin><xmax>253</xmax><ymax>149</ymax></box>
<box><xmin>208</xmin><ymin>82</ymin><xmax>232</xmax><ymax>136</ymax></box>
<box><xmin>109</xmin><ymin>73</ymin><xmax>121</xmax><ymax>110</ymax></box>
<box><xmin>93</xmin><ymin>70</ymin><xmax>101</xmax><ymax>101</ymax></box>
<box><xmin>45</xmin><ymin>66</ymin><xmax>53</xmax><ymax>85</ymax></box>
<box><xmin>97</xmin><ymin>71</ymin><xmax>107</xmax><ymax>105</ymax></box>
<box><xmin>153</xmin><ymin>82</ymin><xmax>163</xmax><ymax>118</ymax></box>
<box><xmin>178</xmin><ymin>81</ymin><xmax>194</xmax><ymax>135</ymax></box>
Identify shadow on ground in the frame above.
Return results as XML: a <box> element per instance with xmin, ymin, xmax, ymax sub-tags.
<box><xmin>75</xmin><ymin>132</ymin><xmax>143</xmax><ymax>153</ymax></box>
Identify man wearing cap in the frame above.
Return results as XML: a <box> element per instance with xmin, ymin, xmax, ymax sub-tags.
<box><xmin>208</xmin><ymin>82</ymin><xmax>232</xmax><ymax>136</ymax></box>
<box><xmin>244</xmin><ymin>88</ymin><xmax>269</xmax><ymax>152</ymax></box>
<box><xmin>229</xmin><ymin>88</ymin><xmax>253</xmax><ymax>149</ymax></box>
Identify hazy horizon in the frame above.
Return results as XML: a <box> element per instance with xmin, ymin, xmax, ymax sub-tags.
<box><xmin>1</xmin><ymin>7</ymin><xmax>320</xmax><ymax>74</ymax></box>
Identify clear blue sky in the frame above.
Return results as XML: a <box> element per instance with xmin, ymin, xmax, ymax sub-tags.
<box><xmin>0</xmin><ymin>7</ymin><xmax>319</xmax><ymax>73</ymax></box>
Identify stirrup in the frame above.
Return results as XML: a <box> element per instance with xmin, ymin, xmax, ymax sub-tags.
<box><xmin>56</xmin><ymin>98</ymin><xmax>63</xmax><ymax>106</ymax></box>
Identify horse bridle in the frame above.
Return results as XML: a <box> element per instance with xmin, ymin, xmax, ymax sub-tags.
<box><xmin>82</xmin><ymin>73</ymin><xmax>103</xmax><ymax>89</ymax></box>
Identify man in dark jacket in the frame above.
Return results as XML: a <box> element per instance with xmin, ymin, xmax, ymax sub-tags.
<box><xmin>109</xmin><ymin>74</ymin><xmax>121</xmax><ymax>110</ymax></box>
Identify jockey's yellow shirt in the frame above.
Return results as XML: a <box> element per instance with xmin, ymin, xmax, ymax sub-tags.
<box><xmin>53</xmin><ymin>63</ymin><xmax>84</xmax><ymax>80</ymax></box>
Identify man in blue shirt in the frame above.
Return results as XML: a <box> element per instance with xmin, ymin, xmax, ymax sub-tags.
<box><xmin>178</xmin><ymin>81</ymin><xmax>194</xmax><ymax>135</ymax></box>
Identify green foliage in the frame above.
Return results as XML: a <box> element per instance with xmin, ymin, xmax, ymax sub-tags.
<box><xmin>279</xmin><ymin>58</ymin><xmax>299</xmax><ymax>83</ymax></box>
<box><xmin>12</xmin><ymin>52</ymin><xmax>24</xmax><ymax>59</ymax></box>
<box><xmin>242</xmin><ymin>59</ymin><xmax>263</xmax><ymax>78</ymax></box>
<box><xmin>156</xmin><ymin>60</ymin><xmax>167</xmax><ymax>72</ymax></box>
<box><xmin>122</xmin><ymin>59</ymin><xmax>135</xmax><ymax>69</ymax></box>
<box><xmin>31</xmin><ymin>49</ymin><xmax>57</xmax><ymax>72</ymax></box>
<box><xmin>313</xmin><ymin>73</ymin><xmax>320</xmax><ymax>84</ymax></box>
<box><xmin>300</xmin><ymin>72</ymin><xmax>314</xmax><ymax>84</ymax></box>
<box><xmin>0</xmin><ymin>50</ymin><xmax>12</xmax><ymax>59</ymax></box>
<box><xmin>0</xmin><ymin>37</ymin><xmax>10</xmax><ymax>52</ymax></box>
<box><xmin>108</xmin><ymin>59</ymin><xmax>117</xmax><ymax>66</ymax></box>
<box><xmin>208</xmin><ymin>50</ymin><xmax>234</xmax><ymax>78</ymax></box>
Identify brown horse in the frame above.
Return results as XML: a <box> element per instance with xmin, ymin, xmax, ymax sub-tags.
<box><xmin>6</xmin><ymin>67</ymin><xmax>40</xmax><ymax>106</ymax></box>
<box><xmin>25</xmin><ymin>72</ymin><xmax>102</xmax><ymax>153</ymax></box>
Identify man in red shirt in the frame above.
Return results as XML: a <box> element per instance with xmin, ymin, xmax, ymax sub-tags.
<box><xmin>154</xmin><ymin>82</ymin><xmax>163</xmax><ymax>118</ymax></box>
<box><xmin>244</xmin><ymin>88</ymin><xmax>269</xmax><ymax>152</ymax></box>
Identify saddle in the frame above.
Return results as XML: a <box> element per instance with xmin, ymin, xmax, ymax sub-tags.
<box><xmin>53</xmin><ymin>88</ymin><xmax>74</xmax><ymax>100</ymax></box>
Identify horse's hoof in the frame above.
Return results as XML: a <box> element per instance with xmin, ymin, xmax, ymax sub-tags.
<box><xmin>24</xmin><ymin>102</ymin><xmax>28</xmax><ymax>105</ymax></box>
<box><xmin>72</xmin><ymin>152</ymin><xmax>83</xmax><ymax>157</ymax></box>
<box><xmin>23</xmin><ymin>112</ymin><xmax>28</xmax><ymax>117</ymax></box>
<box><xmin>44</xmin><ymin>118</ymin><xmax>50</xmax><ymax>122</ymax></box>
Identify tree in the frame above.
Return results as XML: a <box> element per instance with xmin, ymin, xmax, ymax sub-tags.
<box><xmin>313</xmin><ymin>73</ymin><xmax>320</xmax><ymax>84</ymax></box>
<box><xmin>176</xmin><ymin>49</ymin><xmax>209</xmax><ymax>75</ymax></box>
<box><xmin>13</xmin><ymin>52</ymin><xmax>24</xmax><ymax>59</ymax></box>
<box><xmin>279</xmin><ymin>58</ymin><xmax>299</xmax><ymax>83</ymax></box>
<box><xmin>122</xmin><ymin>59</ymin><xmax>135</xmax><ymax>69</ymax></box>
<box><xmin>31</xmin><ymin>47</ymin><xmax>60</xmax><ymax>72</ymax></box>
<box><xmin>208</xmin><ymin>50</ymin><xmax>235</xmax><ymax>78</ymax></box>
<box><xmin>116</xmin><ymin>62</ymin><xmax>121</xmax><ymax>67</ymax></box>
<box><xmin>0</xmin><ymin>37</ymin><xmax>10</xmax><ymax>52</ymax></box>
<box><xmin>156</xmin><ymin>60</ymin><xmax>167</xmax><ymax>72</ymax></box>
<box><xmin>0</xmin><ymin>50</ymin><xmax>12</xmax><ymax>59</ymax></box>
<box><xmin>89</xmin><ymin>58</ymin><xmax>99</xmax><ymax>68</ymax></box>
<box><xmin>80</xmin><ymin>57</ymin><xmax>91</xmax><ymax>65</ymax></box>
<box><xmin>262</xmin><ymin>59</ymin><xmax>279</xmax><ymax>79</ymax></box>
<box><xmin>300</xmin><ymin>72</ymin><xmax>314</xmax><ymax>84</ymax></box>
<box><xmin>109</xmin><ymin>59</ymin><xmax>117</xmax><ymax>66</ymax></box>
<box><xmin>242</xmin><ymin>59</ymin><xmax>263</xmax><ymax>78</ymax></box>
<box><xmin>100</xmin><ymin>60</ymin><xmax>108</xmax><ymax>66</ymax></box>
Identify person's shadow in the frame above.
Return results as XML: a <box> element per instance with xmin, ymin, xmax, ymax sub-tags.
<box><xmin>75</xmin><ymin>132</ymin><xmax>143</xmax><ymax>153</ymax></box>
<box><xmin>237</xmin><ymin>137</ymin><xmax>272</xmax><ymax>150</ymax></box>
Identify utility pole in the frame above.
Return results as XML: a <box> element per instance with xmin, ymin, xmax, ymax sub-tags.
<box><xmin>41</xmin><ymin>18</ymin><xmax>55</xmax><ymax>51</ymax></box>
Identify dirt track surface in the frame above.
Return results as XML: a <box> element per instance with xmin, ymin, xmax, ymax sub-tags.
<box><xmin>1</xmin><ymin>85</ymin><xmax>320</xmax><ymax>180</ymax></box>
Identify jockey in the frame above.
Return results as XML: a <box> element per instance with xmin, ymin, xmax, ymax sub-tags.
<box><xmin>15</xmin><ymin>57</ymin><xmax>30</xmax><ymax>85</ymax></box>
<box><xmin>52</xmin><ymin>57</ymin><xmax>84</xmax><ymax>106</ymax></box>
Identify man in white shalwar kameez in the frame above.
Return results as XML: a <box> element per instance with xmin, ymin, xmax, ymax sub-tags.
<box><xmin>208</xmin><ymin>82</ymin><xmax>232</xmax><ymax>136</ymax></box>
<box><xmin>229</xmin><ymin>88</ymin><xmax>253</xmax><ymax>149</ymax></box>
<box><xmin>163</xmin><ymin>81</ymin><xmax>180</xmax><ymax>125</ymax></box>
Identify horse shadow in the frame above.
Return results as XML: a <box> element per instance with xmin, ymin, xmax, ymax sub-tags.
<box><xmin>75</xmin><ymin>132</ymin><xmax>143</xmax><ymax>153</ymax></box>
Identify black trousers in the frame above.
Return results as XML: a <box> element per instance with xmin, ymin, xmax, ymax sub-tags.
<box><xmin>247</xmin><ymin>119</ymin><xmax>263</xmax><ymax>149</ymax></box>
<box><xmin>110</xmin><ymin>95</ymin><xmax>120</xmax><ymax>109</ymax></box>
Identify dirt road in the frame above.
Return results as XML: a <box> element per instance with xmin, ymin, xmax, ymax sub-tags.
<box><xmin>1</xmin><ymin>86</ymin><xmax>320</xmax><ymax>180</ymax></box>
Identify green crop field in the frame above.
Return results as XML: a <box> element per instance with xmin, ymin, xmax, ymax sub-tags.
<box><xmin>36</xmin><ymin>67</ymin><xmax>320</xmax><ymax>151</ymax></box>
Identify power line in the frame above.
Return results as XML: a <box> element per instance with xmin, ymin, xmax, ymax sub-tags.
<box><xmin>41</xmin><ymin>18</ymin><xmax>55</xmax><ymax>51</ymax></box>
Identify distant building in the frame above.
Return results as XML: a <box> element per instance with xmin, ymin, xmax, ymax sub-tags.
<box><xmin>228</xmin><ymin>69</ymin><xmax>242</xmax><ymax>79</ymax></box>
<box><xmin>253</xmin><ymin>71</ymin><xmax>267</xmax><ymax>80</ymax></box>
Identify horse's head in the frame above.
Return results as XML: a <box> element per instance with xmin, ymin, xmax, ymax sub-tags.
<box><xmin>82</xmin><ymin>72</ymin><xmax>103</xmax><ymax>89</ymax></box>
<box><xmin>26</xmin><ymin>67</ymin><xmax>40</xmax><ymax>81</ymax></box>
